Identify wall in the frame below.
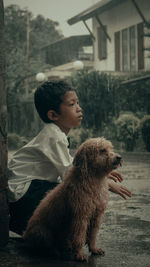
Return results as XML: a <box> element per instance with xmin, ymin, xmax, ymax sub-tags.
<box><xmin>92</xmin><ymin>0</ymin><xmax>150</xmax><ymax>71</ymax></box>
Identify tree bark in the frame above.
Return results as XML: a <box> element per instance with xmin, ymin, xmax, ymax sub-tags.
<box><xmin>0</xmin><ymin>0</ymin><xmax>9</xmax><ymax>247</ymax></box>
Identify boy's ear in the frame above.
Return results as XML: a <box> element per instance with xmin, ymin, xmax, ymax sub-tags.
<box><xmin>47</xmin><ymin>110</ymin><xmax>59</xmax><ymax>121</ymax></box>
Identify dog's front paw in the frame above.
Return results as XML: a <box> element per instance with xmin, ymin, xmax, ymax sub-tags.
<box><xmin>75</xmin><ymin>252</ymin><xmax>87</xmax><ymax>262</ymax></box>
<box><xmin>90</xmin><ymin>247</ymin><xmax>105</xmax><ymax>256</ymax></box>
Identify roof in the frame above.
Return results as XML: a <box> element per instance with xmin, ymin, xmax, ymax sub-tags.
<box><xmin>40</xmin><ymin>35</ymin><xmax>92</xmax><ymax>50</ymax></box>
<box><xmin>67</xmin><ymin>0</ymin><xmax>125</xmax><ymax>25</ymax></box>
<box><xmin>40</xmin><ymin>35</ymin><xmax>93</xmax><ymax>67</ymax></box>
<box><xmin>122</xmin><ymin>74</ymin><xmax>150</xmax><ymax>85</ymax></box>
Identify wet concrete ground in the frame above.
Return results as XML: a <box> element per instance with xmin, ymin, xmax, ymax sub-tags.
<box><xmin>0</xmin><ymin>151</ymin><xmax>150</xmax><ymax>266</ymax></box>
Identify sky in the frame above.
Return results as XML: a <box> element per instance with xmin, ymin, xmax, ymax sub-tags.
<box><xmin>4</xmin><ymin>0</ymin><xmax>99</xmax><ymax>37</ymax></box>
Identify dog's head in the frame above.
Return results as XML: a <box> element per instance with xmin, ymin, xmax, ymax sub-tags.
<box><xmin>73</xmin><ymin>137</ymin><xmax>122</xmax><ymax>177</ymax></box>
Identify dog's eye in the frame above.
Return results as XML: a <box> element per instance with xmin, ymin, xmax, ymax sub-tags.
<box><xmin>100</xmin><ymin>149</ymin><xmax>106</xmax><ymax>153</ymax></box>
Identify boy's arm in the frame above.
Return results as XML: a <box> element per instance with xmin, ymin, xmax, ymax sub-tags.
<box><xmin>107</xmin><ymin>170</ymin><xmax>132</xmax><ymax>199</ymax></box>
<box><xmin>108</xmin><ymin>171</ymin><xmax>123</xmax><ymax>183</ymax></box>
<box><xmin>46</xmin><ymin>137</ymin><xmax>73</xmax><ymax>180</ymax></box>
<box><xmin>108</xmin><ymin>171</ymin><xmax>123</xmax><ymax>182</ymax></box>
<box><xmin>108</xmin><ymin>180</ymin><xmax>132</xmax><ymax>200</ymax></box>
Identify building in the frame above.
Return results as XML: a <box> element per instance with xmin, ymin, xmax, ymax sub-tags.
<box><xmin>40</xmin><ymin>35</ymin><xmax>93</xmax><ymax>79</ymax></box>
<box><xmin>68</xmin><ymin>0</ymin><xmax>150</xmax><ymax>73</ymax></box>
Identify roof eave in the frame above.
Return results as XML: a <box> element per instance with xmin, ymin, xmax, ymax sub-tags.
<box><xmin>67</xmin><ymin>0</ymin><xmax>125</xmax><ymax>25</ymax></box>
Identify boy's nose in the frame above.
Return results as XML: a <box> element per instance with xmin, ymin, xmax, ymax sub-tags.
<box><xmin>77</xmin><ymin>104</ymin><xmax>82</xmax><ymax>112</ymax></box>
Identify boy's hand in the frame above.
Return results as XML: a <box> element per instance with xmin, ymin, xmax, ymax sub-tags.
<box><xmin>108</xmin><ymin>181</ymin><xmax>132</xmax><ymax>200</ymax></box>
<box><xmin>108</xmin><ymin>171</ymin><xmax>123</xmax><ymax>183</ymax></box>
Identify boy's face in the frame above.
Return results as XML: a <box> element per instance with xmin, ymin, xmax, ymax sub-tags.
<box><xmin>54</xmin><ymin>90</ymin><xmax>82</xmax><ymax>134</ymax></box>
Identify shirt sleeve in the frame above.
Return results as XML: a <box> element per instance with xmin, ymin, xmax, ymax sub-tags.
<box><xmin>42</xmin><ymin>136</ymin><xmax>73</xmax><ymax>180</ymax></box>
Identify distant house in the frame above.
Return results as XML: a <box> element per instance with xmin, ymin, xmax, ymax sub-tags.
<box><xmin>40</xmin><ymin>35</ymin><xmax>93</xmax><ymax>78</ymax></box>
<box><xmin>68</xmin><ymin>0</ymin><xmax>150</xmax><ymax>73</ymax></box>
<box><xmin>41</xmin><ymin>35</ymin><xmax>93</xmax><ymax>66</ymax></box>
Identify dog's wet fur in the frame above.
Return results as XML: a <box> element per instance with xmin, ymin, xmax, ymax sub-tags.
<box><xmin>23</xmin><ymin>137</ymin><xmax>122</xmax><ymax>261</ymax></box>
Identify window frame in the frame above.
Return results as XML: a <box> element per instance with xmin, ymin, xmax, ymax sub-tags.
<box><xmin>97</xmin><ymin>25</ymin><xmax>107</xmax><ymax>61</ymax></box>
<box><xmin>114</xmin><ymin>22</ymin><xmax>144</xmax><ymax>71</ymax></box>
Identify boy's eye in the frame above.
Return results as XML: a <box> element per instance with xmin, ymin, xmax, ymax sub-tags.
<box><xmin>68</xmin><ymin>100</ymin><xmax>79</xmax><ymax>106</ymax></box>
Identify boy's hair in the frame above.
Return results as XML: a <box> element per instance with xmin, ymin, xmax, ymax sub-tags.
<box><xmin>34</xmin><ymin>80</ymin><xmax>75</xmax><ymax>123</ymax></box>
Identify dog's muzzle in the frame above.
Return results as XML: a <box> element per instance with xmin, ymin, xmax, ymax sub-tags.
<box><xmin>113</xmin><ymin>155</ymin><xmax>122</xmax><ymax>167</ymax></box>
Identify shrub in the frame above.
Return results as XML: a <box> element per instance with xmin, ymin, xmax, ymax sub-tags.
<box><xmin>115</xmin><ymin>112</ymin><xmax>140</xmax><ymax>151</ymax></box>
<box><xmin>69</xmin><ymin>70</ymin><xmax>121</xmax><ymax>131</ymax></box>
<box><xmin>8</xmin><ymin>133</ymin><xmax>28</xmax><ymax>150</ymax></box>
<box><xmin>68</xmin><ymin>128</ymin><xmax>82</xmax><ymax>149</ymax></box>
<box><xmin>68</xmin><ymin>127</ymin><xmax>94</xmax><ymax>149</ymax></box>
<box><xmin>140</xmin><ymin>115</ymin><xmax>150</xmax><ymax>152</ymax></box>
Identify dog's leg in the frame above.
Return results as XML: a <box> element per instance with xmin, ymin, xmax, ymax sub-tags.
<box><xmin>68</xmin><ymin>219</ymin><xmax>88</xmax><ymax>262</ymax></box>
<box><xmin>87</xmin><ymin>212</ymin><xmax>105</xmax><ymax>256</ymax></box>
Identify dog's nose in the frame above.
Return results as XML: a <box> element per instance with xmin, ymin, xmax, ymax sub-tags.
<box><xmin>116</xmin><ymin>156</ymin><xmax>122</xmax><ymax>162</ymax></box>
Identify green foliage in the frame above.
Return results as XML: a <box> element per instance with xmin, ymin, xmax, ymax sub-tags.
<box><xmin>118</xmin><ymin>79</ymin><xmax>150</xmax><ymax>115</ymax></box>
<box><xmin>70</xmin><ymin>70</ymin><xmax>121</xmax><ymax>131</ymax></box>
<box><xmin>5</xmin><ymin>4</ymin><xmax>63</xmax><ymax>105</ymax></box>
<box><xmin>5</xmin><ymin>5</ymin><xmax>28</xmax><ymax>51</ymax></box>
<box><xmin>5</xmin><ymin>5</ymin><xmax>63</xmax><ymax>54</ymax></box>
<box><xmin>140</xmin><ymin>115</ymin><xmax>150</xmax><ymax>151</ymax></box>
<box><xmin>68</xmin><ymin>127</ymin><xmax>94</xmax><ymax>149</ymax></box>
<box><xmin>115</xmin><ymin>112</ymin><xmax>140</xmax><ymax>151</ymax></box>
<box><xmin>30</xmin><ymin>15</ymin><xmax>63</xmax><ymax>54</ymax></box>
<box><xmin>69</xmin><ymin>70</ymin><xmax>150</xmax><ymax>147</ymax></box>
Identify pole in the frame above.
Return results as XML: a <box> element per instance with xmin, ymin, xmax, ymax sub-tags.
<box><xmin>26</xmin><ymin>11</ymin><xmax>30</xmax><ymax>96</ymax></box>
<box><xmin>0</xmin><ymin>0</ymin><xmax>9</xmax><ymax>247</ymax></box>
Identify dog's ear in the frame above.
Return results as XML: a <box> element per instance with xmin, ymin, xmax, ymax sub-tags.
<box><xmin>73</xmin><ymin>148</ymin><xmax>89</xmax><ymax>175</ymax></box>
<box><xmin>73</xmin><ymin>149</ymin><xmax>84</xmax><ymax>168</ymax></box>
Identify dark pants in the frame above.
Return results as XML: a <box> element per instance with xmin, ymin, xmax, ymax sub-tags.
<box><xmin>9</xmin><ymin>179</ymin><xmax>58</xmax><ymax>235</ymax></box>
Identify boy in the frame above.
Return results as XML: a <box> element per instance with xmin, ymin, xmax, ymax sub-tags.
<box><xmin>8</xmin><ymin>80</ymin><xmax>131</xmax><ymax>235</ymax></box>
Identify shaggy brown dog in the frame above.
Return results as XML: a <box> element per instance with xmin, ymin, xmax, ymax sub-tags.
<box><xmin>23</xmin><ymin>137</ymin><xmax>122</xmax><ymax>261</ymax></box>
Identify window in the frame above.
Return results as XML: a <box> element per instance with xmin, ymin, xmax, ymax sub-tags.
<box><xmin>137</xmin><ymin>23</ymin><xmax>144</xmax><ymax>70</ymax></box>
<box><xmin>122</xmin><ymin>28</ymin><xmax>128</xmax><ymax>71</ymax></box>
<box><xmin>130</xmin><ymin>26</ymin><xmax>136</xmax><ymax>71</ymax></box>
<box><xmin>97</xmin><ymin>26</ymin><xmax>107</xmax><ymax>60</ymax></box>
<box><xmin>115</xmin><ymin>23</ymin><xmax>144</xmax><ymax>71</ymax></box>
<box><xmin>115</xmin><ymin>31</ymin><xmax>120</xmax><ymax>71</ymax></box>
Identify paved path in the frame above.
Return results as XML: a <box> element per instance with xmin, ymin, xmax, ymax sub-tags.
<box><xmin>1</xmin><ymin>152</ymin><xmax>150</xmax><ymax>266</ymax></box>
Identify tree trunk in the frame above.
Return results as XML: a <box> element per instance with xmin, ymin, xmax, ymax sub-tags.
<box><xmin>0</xmin><ymin>0</ymin><xmax>9</xmax><ymax>247</ymax></box>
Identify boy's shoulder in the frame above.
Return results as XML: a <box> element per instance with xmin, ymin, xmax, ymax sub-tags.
<box><xmin>8</xmin><ymin>123</ymin><xmax>69</xmax><ymax>163</ymax></box>
<box><xmin>37</xmin><ymin>123</ymin><xmax>68</xmax><ymax>145</ymax></box>
<box><xmin>44</xmin><ymin>123</ymin><xmax>66</xmax><ymax>137</ymax></box>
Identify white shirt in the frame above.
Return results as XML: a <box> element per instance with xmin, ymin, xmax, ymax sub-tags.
<box><xmin>8</xmin><ymin>123</ymin><xmax>73</xmax><ymax>202</ymax></box>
